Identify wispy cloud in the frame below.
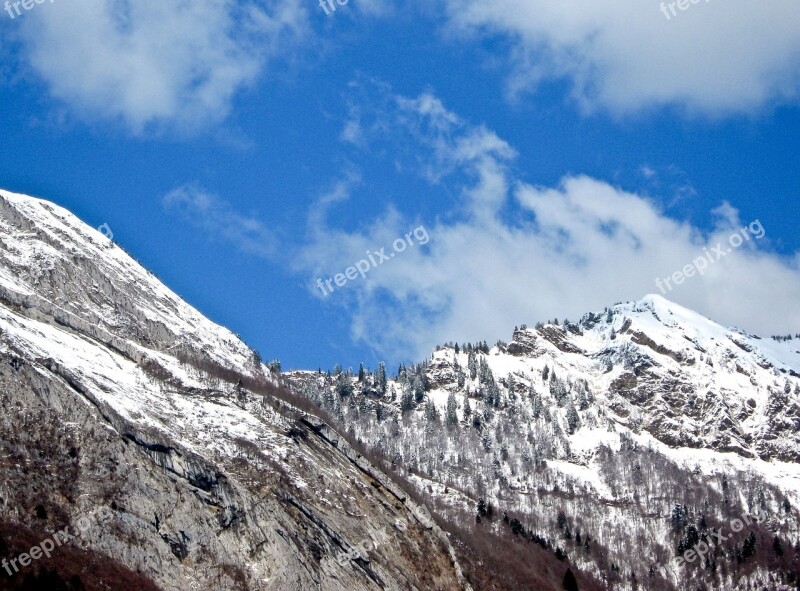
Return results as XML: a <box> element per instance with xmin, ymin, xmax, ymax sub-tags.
<box><xmin>296</xmin><ymin>84</ymin><xmax>800</xmax><ymax>360</ymax></box>
<box><xmin>163</xmin><ymin>184</ymin><xmax>276</xmax><ymax>258</ymax></box>
<box><xmin>15</xmin><ymin>0</ymin><xmax>307</xmax><ymax>134</ymax></box>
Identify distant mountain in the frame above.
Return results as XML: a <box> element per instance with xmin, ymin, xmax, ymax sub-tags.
<box><xmin>0</xmin><ymin>189</ymin><xmax>472</xmax><ymax>591</ymax></box>
<box><xmin>289</xmin><ymin>295</ymin><xmax>800</xmax><ymax>590</ymax></box>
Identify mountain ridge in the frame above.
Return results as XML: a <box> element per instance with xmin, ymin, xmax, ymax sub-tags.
<box><xmin>288</xmin><ymin>291</ymin><xmax>800</xmax><ymax>590</ymax></box>
<box><xmin>1</xmin><ymin>188</ymin><xmax>798</xmax><ymax>590</ymax></box>
<box><xmin>0</xmin><ymin>188</ymin><xmax>473</xmax><ymax>591</ymax></box>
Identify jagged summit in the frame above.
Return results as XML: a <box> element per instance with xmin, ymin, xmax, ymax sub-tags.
<box><xmin>443</xmin><ymin>292</ymin><xmax>800</xmax><ymax>462</ymax></box>
<box><xmin>491</xmin><ymin>291</ymin><xmax>800</xmax><ymax>384</ymax></box>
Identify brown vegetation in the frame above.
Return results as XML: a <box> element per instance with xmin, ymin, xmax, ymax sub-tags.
<box><xmin>0</xmin><ymin>520</ymin><xmax>161</xmax><ymax>591</ymax></box>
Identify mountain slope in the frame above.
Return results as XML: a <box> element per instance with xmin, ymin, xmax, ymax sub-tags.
<box><xmin>289</xmin><ymin>295</ymin><xmax>800</xmax><ymax>590</ymax></box>
<box><xmin>0</xmin><ymin>189</ymin><xmax>471</xmax><ymax>591</ymax></box>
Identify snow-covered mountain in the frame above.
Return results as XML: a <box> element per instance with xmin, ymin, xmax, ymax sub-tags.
<box><xmin>289</xmin><ymin>295</ymin><xmax>800</xmax><ymax>590</ymax></box>
<box><xmin>0</xmin><ymin>189</ymin><xmax>472</xmax><ymax>591</ymax></box>
<box><xmin>2</xmin><ymin>187</ymin><xmax>798</xmax><ymax>591</ymax></box>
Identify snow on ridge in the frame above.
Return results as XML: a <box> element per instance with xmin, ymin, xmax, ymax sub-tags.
<box><xmin>0</xmin><ymin>188</ymin><xmax>259</xmax><ymax>375</ymax></box>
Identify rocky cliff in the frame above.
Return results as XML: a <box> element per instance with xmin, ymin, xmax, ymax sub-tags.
<box><xmin>0</xmin><ymin>189</ymin><xmax>471</xmax><ymax>591</ymax></box>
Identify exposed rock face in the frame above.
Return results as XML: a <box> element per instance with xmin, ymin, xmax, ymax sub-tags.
<box><xmin>535</xmin><ymin>325</ymin><xmax>585</xmax><ymax>355</ymax></box>
<box><xmin>506</xmin><ymin>327</ymin><xmax>537</xmax><ymax>356</ymax></box>
<box><xmin>4</xmin><ymin>187</ymin><xmax>799</xmax><ymax>591</ymax></box>
<box><xmin>0</xmin><ymin>190</ymin><xmax>470</xmax><ymax>591</ymax></box>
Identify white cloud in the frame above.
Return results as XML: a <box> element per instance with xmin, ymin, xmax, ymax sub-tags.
<box><xmin>442</xmin><ymin>0</ymin><xmax>800</xmax><ymax>116</ymax></box>
<box><xmin>17</xmin><ymin>0</ymin><xmax>306</xmax><ymax>133</ymax></box>
<box><xmin>163</xmin><ymin>184</ymin><xmax>276</xmax><ymax>258</ymax></box>
<box><xmin>298</xmin><ymin>89</ymin><xmax>800</xmax><ymax>360</ymax></box>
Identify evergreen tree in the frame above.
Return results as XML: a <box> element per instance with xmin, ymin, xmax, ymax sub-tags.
<box><xmin>336</xmin><ymin>373</ymin><xmax>354</xmax><ymax>397</ymax></box>
<box><xmin>477</xmin><ymin>498</ymin><xmax>494</xmax><ymax>519</ymax></box>
<box><xmin>491</xmin><ymin>382</ymin><xmax>501</xmax><ymax>408</ymax></box>
<box><xmin>477</xmin><ymin>498</ymin><xmax>487</xmax><ymax>518</ymax></box>
<box><xmin>677</xmin><ymin>525</ymin><xmax>700</xmax><ymax>556</ymax></box>
<box><xmin>401</xmin><ymin>387</ymin><xmax>414</xmax><ymax>414</ymax></box>
<box><xmin>334</xmin><ymin>394</ymin><xmax>344</xmax><ymax>421</ymax></box>
<box><xmin>377</xmin><ymin>362</ymin><xmax>387</xmax><ymax>395</ymax></box>
<box><xmin>478</xmin><ymin>358</ymin><xmax>493</xmax><ymax>385</ymax></box>
<box><xmin>412</xmin><ymin>376</ymin><xmax>426</xmax><ymax>403</ymax></box>
<box><xmin>566</xmin><ymin>401</ymin><xmax>581</xmax><ymax>434</ymax></box>
<box><xmin>773</xmin><ymin>535</ymin><xmax>784</xmax><ymax>556</ymax></box>
<box><xmin>425</xmin><ymin>400</ymin><xmax>440</xmax><ymax>423</ymax></box>
<box><xmin>482</xmin><ymin>404</ymin><xmax>493</xmax><ymax>423</ymax></box>
<box><xmin>322</xmin><ymin>386</ymin><xmax>335</xmax><ymax>410</ymax></box>
<box><xmin>575</xmin><ymin>379</ymin><xmax>592</xmax><ymax>410</ymax></box>
<box><xmin>358</xmin><ymin>362</ymin><xmax>366</xmax><ymax>382</ymax></box>
<box><xmin>742</xmin><ymin>531</ymin><xmax>757</xmax><ymax>561</ymax></box>
<box><xmin>551</xmin><ymin>377</ymin><xmax>568</xmax><ymax>406</ymax></box>
<box><xmin>670</xmin><ymin>505</ymin><xmax>688</xmax><ymax>532</ymax></box>
<box><xmin>562</xmin><ymin>567</ymin><xmax>579</xmax><ymax>591</ymax></box>
<box><xmin>446</xmin><ymin>392</ymin><xmax>459</xmax><ymax>426</ymax></box>
<box><xmin>468</xmin><ymin>351</ymin><xmax>478</xmax><ymax>380</ymax></box>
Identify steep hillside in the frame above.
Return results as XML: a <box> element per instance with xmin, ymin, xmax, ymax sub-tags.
<box><xmin>0</xmin><ymin>189</ymin><xmax>471</xmax><ymax>591</ymax></box>
<box><xmin>2</xmin><ymin>186</ymin><xmax>797</xmax><ymax>590</ymax></box>
<box><xmin>290</xmin><ymin>296</ymin><xmax>800</xmax><ymax>590</ymax></box>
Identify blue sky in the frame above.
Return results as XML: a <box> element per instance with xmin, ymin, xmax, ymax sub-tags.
<box><xmin>1</xmin><ymin>0</ymin><xmax>799</xmax><ymax>371</ymax></box>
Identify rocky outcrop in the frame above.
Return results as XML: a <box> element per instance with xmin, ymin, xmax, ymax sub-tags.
<box><xmin>0</xmin><ymin>190</ymin><xmax>470</xmax><ymax>591</ymax></box>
